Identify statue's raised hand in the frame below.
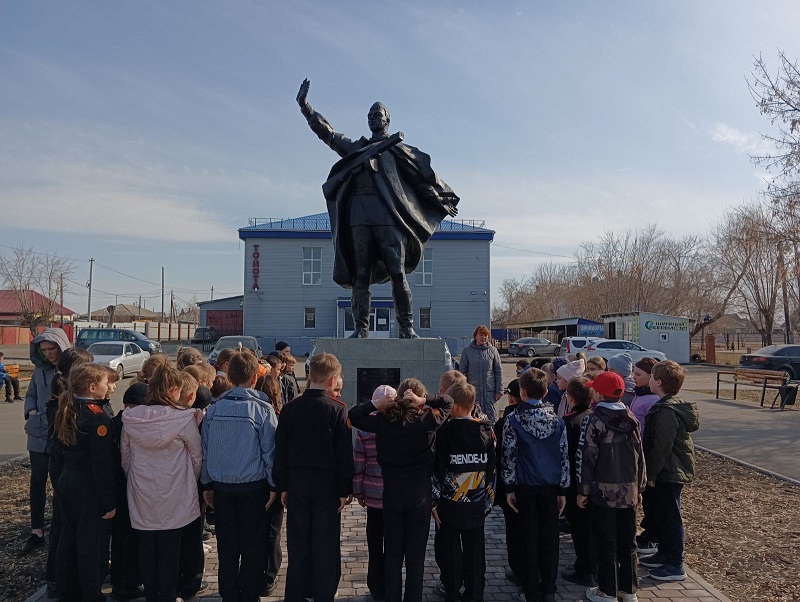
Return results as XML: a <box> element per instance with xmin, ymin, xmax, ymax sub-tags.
<box><xmin>297</xmin><ymin>78</ymin><xmax>311</xmax><ymax>108</ymax></box>
<box><xmin>445</xmin><ymin>203</ymin><xmax>459</xmax><ymax>218</ymax></box>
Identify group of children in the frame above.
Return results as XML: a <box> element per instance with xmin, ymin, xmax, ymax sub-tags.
<box><xmin>497</xmin><ymin>353</ymin><xmax>700</xmax><ymax>602</ymax></box>
<box><xmin>23</xmin><ymin>325</ymin><xmax>700</xmax><ymax>602</ymax></box>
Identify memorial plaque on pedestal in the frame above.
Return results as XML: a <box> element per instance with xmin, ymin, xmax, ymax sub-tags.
<box><xmin>357</xmin><ymin>367</ymin><xmax>401</xmax><ymax>405</ymax></box>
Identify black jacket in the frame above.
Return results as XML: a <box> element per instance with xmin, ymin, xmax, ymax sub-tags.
<box><xmin>348</xmin><ymin>393</ymin><xmax>453</xmax><ymax>474</ymax></box>
<box><xmin>60</xmin><ymin>399</ymin><xmax>118</xmax><ymax>514</ymax></box>
<box><xmin>273</xmin><ymin>388</ymin><xmax>354</xmax><ymax>498</ymax></box>
<box><xmin>433</xmin><ymin>417</ymin><xmax>495</xmax><ymax>529</ymax></box>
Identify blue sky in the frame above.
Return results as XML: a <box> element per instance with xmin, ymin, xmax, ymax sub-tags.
<box><xmin>1</xmin><ymin>1</ymin><xmax>798</xmax><ymax>315</ymax></box>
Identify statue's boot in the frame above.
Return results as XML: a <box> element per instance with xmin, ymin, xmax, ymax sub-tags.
<box><xmin>350</xmin><ymin>288</ymin><xmax>371</xmax><ymax>338</ymax></box>
<box><xmin>393</xmin><ymin>284</ymin><xmax>419</xmax><ymax>339</ymax></box>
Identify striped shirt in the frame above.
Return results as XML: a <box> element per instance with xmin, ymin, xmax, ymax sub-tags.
<box><xmin>353</xmin><ymin>427</ymin><xmax>383</xmax><ymax>509</ymax></box>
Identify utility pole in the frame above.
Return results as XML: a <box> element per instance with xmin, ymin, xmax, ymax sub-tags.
<box><xmin>779</xmin><ymin>244</ymin><xmax>793</xmax><ymax>344</ymax></box>
<box><xmin>211</xmin><ymin>286</ymin><xmax>214</xmax><ymax>301</ymax></box>
<box><xmin>59</xmin><ymin>273</ymin><xmax>64</xmax><ymax>328</ymax></box>
<box><xmin>169</xmin><ymin>290</ymin><xmax>175</xmax><ymax>323</ymax></box>
<box><xmin>87</xmin><ymin>258</ymin><xmax>94</xmax><ymax>322</ymax></box>
<box><xmin>138</xmin><ymin>295</ymin><xmax>142</xmax><ymax>320</ymax></box>
<box><xmin>161</xmin><ymin>267</ymin><xmax>165</xmax><ymax>323</ymax></box>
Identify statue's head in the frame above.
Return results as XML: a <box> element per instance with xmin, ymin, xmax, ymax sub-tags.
<box><xmin>368</xmin><ymin>102</ymin><xmax>390</xmax><ymax>133</ymax></box>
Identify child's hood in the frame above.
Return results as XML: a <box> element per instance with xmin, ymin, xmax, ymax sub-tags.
<box><xmin>30</xmin><ymin>328</ymin><xmax>71</xmax><ymax>369</ymax></box>
<box><xmin>122</xmin><ymin>405</ymin><xmax>201</xmax><ymax>449</ymax></box>
<box><xmin>514</xmin><ymin>402</ymin><xmax>560</xmax><ymax>439</ymax></box>
<box><xmin>593</xmin><ymin>402</ymin><xmax>638</xmax><ymax>434</ymax></box>
<box><xmin>659</xmin><ymin>396</ymin><xmax>700</xmax><ymax>433</ymax></box>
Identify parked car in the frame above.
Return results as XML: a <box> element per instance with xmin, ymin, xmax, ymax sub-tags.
<box><xmin>508</xmin><ymin>337</ymin><xmax>561</xmax><ymax>358</ymax></box>
<box><xmin>208</xmin><ymin>335</ymin><xmax>262</xmax><ymax>366</ymax></box>
<box><xmin>88</xmin><ymin>342</ymin><xmax>150</xmax><ymax>379</ymax></box>
<box><xmin>559</xmin><ymin>336</ymin><xmax>602</xmax><ymax>356</ymax></box>
<box><xmin>77</xmin><ymin>328</ymin><xmax>162</xmax><ymax>355</ymax></box>
<box><xmin>739</xmin><ymin>345</ymin><xmax>800</xmax><ymax>379</ymax></box>
<box><xmin>583</xmin><ymin>338</ymin><xmax>667</xmax><ymax>363</ymax></box>
<box><xmin>191</xmin><ymin>326</ymin><xmax>219</xmax><ymax>344</ymax></box>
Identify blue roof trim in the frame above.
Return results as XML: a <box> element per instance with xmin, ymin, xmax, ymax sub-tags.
<box><xmin>240</xmin><ymin>231</ymin><xmax>332</xmax><ymax>240</ymax></box>
<box><xmin>239</xmin><ymin>212</ymin><xmax>494</xmax><ymax>242</ymax></box>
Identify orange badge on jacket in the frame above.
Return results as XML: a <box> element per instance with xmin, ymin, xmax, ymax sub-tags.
<box><xmin>96</xmin><ymin>425</ymin><xmax>108</xmax><ymax>437</ymax></box>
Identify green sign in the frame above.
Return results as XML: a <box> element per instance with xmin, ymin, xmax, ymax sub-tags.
<box><xmin>644</xmin><ymin>320</ymin><xmax>687</xmax><ymax>332</ymax></box>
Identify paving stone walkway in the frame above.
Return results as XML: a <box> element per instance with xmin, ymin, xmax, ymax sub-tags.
<box><xmin>196</xmin><ymin>503</ymin><xmax>732</xmax><ymax>602</ymax></box>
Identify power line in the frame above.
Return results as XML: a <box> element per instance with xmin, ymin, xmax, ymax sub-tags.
<box><xmin>492</xmin><ymin>243</ymin><xmax>574</xmax><ymax>259</ymax></box>
<box><xmin>93</xmin><ymin>261</ymin><xmax>161</xmax><ymax>286</ymax></box>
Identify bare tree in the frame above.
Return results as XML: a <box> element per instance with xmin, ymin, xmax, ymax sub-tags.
<box><xmin>749</xmin><ymin>51</ymin><xmax>800</xmax><ymax>205</ymax></box>
<box><xmin>0</xmin><ymin>245</ymin><xmax>75</xmax><ymax>331</ymax></box>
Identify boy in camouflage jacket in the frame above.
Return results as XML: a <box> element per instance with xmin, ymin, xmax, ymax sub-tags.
<box><xmin>576</xmin><ymin>372</ymin><xmax>645</xmax><ymax>602</ymax></box>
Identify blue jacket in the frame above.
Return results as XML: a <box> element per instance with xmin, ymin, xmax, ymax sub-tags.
<box><xmin>200</xmin><ymin>386</ymin><xmax>278</xmax><ymax>491</ymax></box>
<box><xmin>24</xmin><ymin>328</ymin><xmax>72</xmax><ymax>453</ymax></box>
<box><xmin>502</xmin><ymin>399</ymin><xmax>569</xmax><ymax>493</ymax></box>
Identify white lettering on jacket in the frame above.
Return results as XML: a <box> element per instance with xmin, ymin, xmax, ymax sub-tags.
<box><xmin>449</xmin><ymin>453</ymin><xmax>488</xmax><ymax>465</ymax></box>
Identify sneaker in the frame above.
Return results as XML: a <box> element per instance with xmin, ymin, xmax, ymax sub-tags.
<box><xmin>261</xmin><ymin>580</ymin><xmax>277</xmax><ymax>596</ymax></box>
<box><xmin>5</xmin><ymin>398</ymin><xmax>13</xmax><ymax>403</ymax></box>
<box><xmin>639</xmin><ymin>553</ymin><xmax>667</xmax><ymax>568</ymax></box>
<box><xmin>14</xmin><ymin>396</ymin><xmax>23</xmax><ymax>401</ymax></box>
<box><xmin>636</xmin><ymin>540</ymin><xmax>658</xmax><ymax>555</ymax></box>
<box><xmin>560</xmin><ymin>570</ymin><xmax>596</xmax><ymax>587</ymax></box>
<box><xmin>21</xmin><ymin>533</ymin><xmax>45</xmax><ymax>554</ymax></box>
<box><xmin>585</xmin><ymin>587</ymin><xmax>616</xmax><ymax>602</ymax></box>
<box><xmin>620</xmin><ymin>593</ymin><xmax>638</xmax><ymax>602</ymax></box>
<box><xmin>434</xmin><ymin>583</ymin><xmax>461</xmax><ymax>600</ymax></box>
<box><xmin>111</xmin><ymin>585</ymin><xmax>145</xmax><ymax>600</ymax></box>
<box><xmin>648</xmin><ymin>564</ymin><xmax>686</xmax><ymax>581</ymax></box>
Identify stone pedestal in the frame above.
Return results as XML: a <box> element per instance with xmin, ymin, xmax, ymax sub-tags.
<box><xmin>312</xmin><ymin>338</ymin><xmax>452</xmax><ymax>407</ymax></box>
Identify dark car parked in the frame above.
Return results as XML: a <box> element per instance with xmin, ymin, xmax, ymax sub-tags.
<box><xmin>739</xmin><ymin>344</ymin><xmax>800</xmax><ymax>379</ymax></box>
<box><xmin>508</xmin><ymin>337</ymin><xmax>561</xmax><ymax>358</ymax></box>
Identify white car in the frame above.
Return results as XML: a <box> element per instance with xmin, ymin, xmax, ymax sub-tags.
<box><xmin>89</xmin><ymin>341</ymin><xmax>150</xmax><ymax>379</ymax></box>
<box><xmin>583</xmin><ymin>339</ymin><xmax>667</xmax><ymax>363</ymax></box>
<box><xmin>208</xmin><ymin>335</ymin><xmax>262</xmax><ymax>366</ymax></box>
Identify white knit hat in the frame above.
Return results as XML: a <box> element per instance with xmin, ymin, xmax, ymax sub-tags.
<box><xmin>372</xmin><ymin>384</ymin><xmax>397</xmax><ymax>402</ymax></box>
<box><xmin>556</xmin><ymin>359</ymin><xmax>585</xmax><ymax>381</ymax></box>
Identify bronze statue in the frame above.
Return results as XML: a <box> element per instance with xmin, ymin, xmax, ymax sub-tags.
<box><xmin>297</xmin><ymin>78</ymin><xmax>459</xmax><ymax>339</ymax></box>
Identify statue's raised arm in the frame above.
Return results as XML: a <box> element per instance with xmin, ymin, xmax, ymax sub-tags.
<box><xmin>296</xmin><ymin>78</ymin><xmax>311</xmax><ymax>114</ymax></box>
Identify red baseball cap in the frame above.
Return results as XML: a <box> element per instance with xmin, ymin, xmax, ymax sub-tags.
<box><xmin>586</xmin><ymin>371</ymin><xmax>625</xmax><ymax>399</ymax></box>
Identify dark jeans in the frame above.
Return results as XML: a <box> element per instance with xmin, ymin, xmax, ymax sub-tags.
<box><xmin>264</xmin><ymin>499</ymin><xmax>284</xmax><ymax>586</ymax></box>
<box><xmin>501</xmin><ymin>505</ymin><xmax>523</xmax><ymax>579</ymax></box>
<box><xmin>3</xmin><ymin>375</ymin><xmax>19</xmax><ymax>398</ymax></box>
<box><xmin>46</xmin><ymin>448</ymin><xmax>64</xmax><ymax>582</ymax></box>
<box><xmin>366</xmin><ymin>507</ymin><xmax>385</xmax><ymax>600</ymax></box>
<box><xmin>215</xmin><ymin>487</ymin><xmax>269</xmax><ymax>602</ymax></box>
<box><xmin>516</xmin><ymin>486</ymin><xmax>560</xmax><ymax>601</ymax></box>
<box><xmin>564</xmin><ymin>490</ymin><xmax>596</xmax><ymax>577</ymax></box>
<box><xmin>55</xmin><ymin>467</ymin><xmax>111</xmax><ymax>602</ymax></box>
<box><xmin>651</xmin><ymin>482</ymin><xmax>685</xmax><ymax>566</ymax></box>
<box><xmin>178</xmin><ymin>516</ymin><xmax>204</xmax><ymax>597</ymax></box>
<box><xmin>383</xmin><ymin>470</ymin><xmax>432</xmax><ymax>602</ymax></box>
<box><xmin>639</xmin><ymin>487</ymin><xmax>657</xmax><ymax>543</ymax></box>
<box><xmin>435</xmin><ymin>522</ymin><xmax>486</xmax><ymax>602</ymax></box>
<box><xmin>591</xmin><ymin>505</ymin><xmax>638</xmax><ymax>597</ymax></box>
<box><xmin>30</xmin><ymin>450</ymin><xmax>50</xmax><ymax>530</ymax></box>
<box><xmin>111</xmin><ymin>505</ymin><xmax>141</xmax><ymax>591</ymax></box>
<box><xmin>138</xmin><ymin>528</ymin><xmax>182</xmax><ymax>602</ymax></box>
<box><xmin>284</xmin><ymin>470</ymin><xmax>341</xmax><ymax>602</ymax></box>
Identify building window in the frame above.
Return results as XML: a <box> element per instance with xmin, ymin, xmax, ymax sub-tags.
<box><xmin>304</xmin><ymin>307</ymin><xmax>316</xmax><ymax>329</ymax></box>
<box><xmin>302</xmin><ymin>247</ymin><xmax>321</xmax><ymax>285</ymax></box>
<box><xmin>419</xmin><ymin>307</ymin><xmax>431</xmax><ymax>329</ymax></box>
<box><xmin>415</xmin><ymin>248</ymin><xmax>432</xmax><ymax>286</ymax></box>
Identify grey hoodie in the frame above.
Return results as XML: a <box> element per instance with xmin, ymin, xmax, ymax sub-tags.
<box><xmin>24</xmin><ymin>328</ymin><xmax>72</xmax><ymax>453</ymax></box>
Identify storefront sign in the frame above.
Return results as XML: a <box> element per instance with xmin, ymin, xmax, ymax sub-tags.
<box><xmin>252</xmin><ymin>245</ymin><xmax>260</xmax><ymax>291</ymax></box>
<box><xmin>644</xmin><ymin>320</ymin><xmax>687</xmax><ymax>332</ymax></box>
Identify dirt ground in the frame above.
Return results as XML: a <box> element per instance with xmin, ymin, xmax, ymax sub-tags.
<box><xmin>2</xmin><ymin>450</ymin><xmax>798</xmax><ymax>602</ymax></box>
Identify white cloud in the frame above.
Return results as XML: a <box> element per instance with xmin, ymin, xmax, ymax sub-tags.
<box><xmin>710</xmin><ymin>122</ymin><xmax>773</xmax><ymax>156</ymax></box>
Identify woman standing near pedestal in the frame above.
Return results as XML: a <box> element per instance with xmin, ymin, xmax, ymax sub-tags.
<box><xmin>459</xmin><ymin>325</ymin><xmax>503</xmax><ymax>423</ymax></box>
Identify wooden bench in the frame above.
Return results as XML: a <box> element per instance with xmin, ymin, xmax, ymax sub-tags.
<box><xmin>716</xmin><ymin>368</ymin><xmax>789</xmax><ymax>407</ymax></box>
<box><xmin>5</xmin><ymin>364</ymin><xmax>20</xmax><ymax>379</ymax></box>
